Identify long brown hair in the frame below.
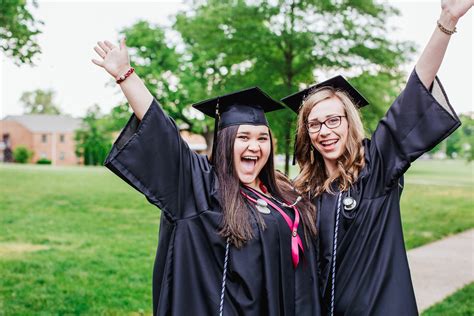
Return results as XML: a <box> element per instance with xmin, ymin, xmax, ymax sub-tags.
<box><xmin>294</xmin><ymin>87</ymin><xmax>366</xmax><ymax>196</ymax></box>
<box><xmin>214</xmin><ymin>125</ymin><xmax>317</xmax><ymax>248</ymax></box>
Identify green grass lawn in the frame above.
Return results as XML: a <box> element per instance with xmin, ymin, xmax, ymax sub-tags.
<box><xmin>0</xmin><ymin>159</ymin><xmax>472</xmax><ymax>314</ymax></box>
<box><xmin>401</xmin><ymin>159</ymin><xmax>473</xmax><ymax>249</ymax></box>
<box><xmin>422</xmin><ymin>282</ymin><xmax>474</xmax><ymax>316</ymax></box>
<box><xmin>0</xmin><ymin>164</ymin><xmax>158</xmax><ymax>314</ymax></box>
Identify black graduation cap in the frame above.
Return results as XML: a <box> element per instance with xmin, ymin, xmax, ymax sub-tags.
<box><xmin>280</xmin><ymin>75</ymin><xmax>369</xmax><ymax>165</ymax></box>
<box><xmin>192</xmin><ymin>86</ymin><xmax>284</xmax><ymax>162</ymax></box>
<box><xmin>281</xmin><ymin>75</ymin><xmax>369</xmax><ymax>113</ymax></box>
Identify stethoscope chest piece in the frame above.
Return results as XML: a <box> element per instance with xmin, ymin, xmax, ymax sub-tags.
<box><xmin>256</xmin><ymin>199</ymin><xmax>271</xmax><ymax>214</ymax></box>
<box><xmin>342</xmin><ymin>196</ymin><xmax>357</xmax><ymax>211</ymax></box>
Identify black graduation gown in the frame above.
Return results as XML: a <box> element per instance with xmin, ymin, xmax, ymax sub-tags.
<box><xmin>104</xmin><ymin>99</ymin><xmax>322</xmax><ymax>316</ymax></box>
<box><xmin>316</xmin><ymin>69</ymin><xmax>461</xmax><ymax>315</ymax></box>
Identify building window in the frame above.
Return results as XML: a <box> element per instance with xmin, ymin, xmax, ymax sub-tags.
<box><xmin>59</xmin><ymin>134</ymin><xmax>65</xmax><ymax>143</ymax></box>
<box><xmin>42</xmin><ymin>134</ymin><xmax>47</xmax><ymax>143</ymax></box>
<box><xmin>59</xmin><ymin>152</ymin><xmax>65</xmax><ymax>160</ymax></box>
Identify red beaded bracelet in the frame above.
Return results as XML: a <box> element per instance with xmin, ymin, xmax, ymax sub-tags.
<box><xmin>116</xmin><ymin>67</ymin><xmax>135</xmax><ymax>84</ymax></box>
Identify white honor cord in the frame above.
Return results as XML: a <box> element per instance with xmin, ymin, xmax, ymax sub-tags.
<box><xmin>330</xmin><ymin>192</ymin><xmax>342</xmax><ymax>316</ymax></box>
<box><xmin>219</xmin><ymin>238</ymin><xmax>230</xmax><ymax>316</ymax></box>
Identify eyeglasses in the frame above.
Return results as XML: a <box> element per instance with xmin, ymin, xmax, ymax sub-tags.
<box><xmin>306</xmin><ymin>116</ymin><xmax>346</xmax><ymax>133</ymax></box>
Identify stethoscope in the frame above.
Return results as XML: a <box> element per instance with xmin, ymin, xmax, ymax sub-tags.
<box><xmin>308</xmin><ymin>187</ymin><xmax>357</xmax><ymax>211</ymax></box>
<box><xmin>342</xmin><ymin>187</ymin><xmax>357</xmax><ymax>211</ymax></box>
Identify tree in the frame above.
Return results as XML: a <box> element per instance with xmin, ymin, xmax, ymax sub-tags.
<box><xmin>102</xmin><ymin>102</ymin><xmax>132</xmax><ymax>132</ymax></box>
<box><xmin>460</xmin><ymin>114</ymin><xmax>474</xmax><ymax>162</ymax></box>
<box><xmin>119</xmin><ymin>1</ymin><xmax>413</xmax><ymax>174</ymax></box>
<box><xmin>13</xmin><ymin>146</ymin><xmax>33</xmax><ymax>163</ymax></box>
<box><xmin>20</xmin><ymin>89</ymin><xmax>61</xmax><ymax>114</ymax></box>
<box><xmin>428</xmin><ymin>113</ymin><xmax>474</xmax><ymax>161</ymax></box>
<box><xmin>120</xmin><ymin>20</ymin><xmax>216</xmax><ymax>145</ymax></box>
<box><xmin>174</xmin><ymin>0</ymin><xmax>414</xmax><ymax>173</ymax></box>
<box><xmin>0</xmin><ymin>0</ymin><xmax>42</xmax><ymax>64</ymax></box>
<box><xmin>75</xmin><ymin>105</ymin><xmax>112</xmax><ymax>166</ymax></box>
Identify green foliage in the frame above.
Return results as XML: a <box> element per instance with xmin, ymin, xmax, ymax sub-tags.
<box><xmin>422</xmin><ymin>282</ymin><xmax>474</xmax><ymax>315</ymax></box>
<box><xmin>120</xmin><ymin>20</ymin><xmax>216</xmax><ymax>144</ymax></box>
<box><xmin>458</xmin><ymin>114</ymin><xmax>474</xmax><ymax>161</ymax></box>
<box><xmin>12</xmin><ymin>146</ymin><xmax>33</xmax><ymax>163</ymax></box>
<box><xmin>102</xmin><ymin>102</ymin><xmax>132</xmax><ymax>133</ymax></box>
<box><xmin>20</xmin><ymin>89</ymin><xmax>61</xmax><ymax>114</ymax></box>
<box><xmin>117</xmin><ymin>0</ymin><xmax>414</xmax><ymax>173</ymax></box>
<box><xmin>429</xmin><ymin>114</ymin><xmax>474</xmax><ymax>161</ymax></box>
<box><xmin>353</xmin><ymin>71</ymin><xmax>405</xmax><ymax>134</ymax></box>
<box><xmin>121</xmin><ymin>22</ymin><xmax>194</xmax><ymax>125</ymax></box>
<box><xmin>0</xmin><ymin>0</ymin><xmax>42</xmax><ymax>64</ymax></box>
<box><xmin>36</xmin><ymin>158</ymin><xmax>51</xmax><ymax>164</ymax></box>
<box><xmin>74</xmin><ymin>105</ymin><xmax>112</xmax><ymax>166</ymax></box>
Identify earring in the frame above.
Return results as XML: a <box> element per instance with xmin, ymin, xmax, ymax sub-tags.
<box><xmin>310</xmin><ymin>146</ymin><xmax>314</xmax><ymax>165</ymax></box>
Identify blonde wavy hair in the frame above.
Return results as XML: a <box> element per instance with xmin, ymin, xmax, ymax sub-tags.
<box><xmin>294</xmin><ymin>87</ymin><xmax>366</xmax><ymax>196</ymax></box>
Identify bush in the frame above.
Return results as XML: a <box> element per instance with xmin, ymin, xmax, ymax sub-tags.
<box><xmin>36</xmin><ymin>158</ymin><xmax>51</xmax><ymax>164</ymax></box>
<box><xmin>13</xmin><ymin>146</ymin><xmax>33</xmax><ymax>163</ymax></box>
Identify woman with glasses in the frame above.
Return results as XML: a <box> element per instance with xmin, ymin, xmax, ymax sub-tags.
<box><xmin>281</xmin><ymin>1</ymin><xmax>471</xmax><ymax>315</ymax></box>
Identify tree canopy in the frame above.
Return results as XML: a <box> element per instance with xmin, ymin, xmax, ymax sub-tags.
<box><xmin>0</xmin><ymin>0</ymin><xmax>42</xmax><ymax>64</ymax></box>
<box><xmin>119</xmin><ymin>0</ymin><xmax>415</xmax><ymax>173</ymax></box>
<box><xmin>20</xmin><ymin>89</ymin><xmax>61</xmax><ymax>114</ymax></box>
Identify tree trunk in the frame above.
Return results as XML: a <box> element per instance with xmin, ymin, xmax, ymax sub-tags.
<box><xmin>284</xmin><ymin>121</ymin><xmax>291</xmax><ymax>175</ymax></box>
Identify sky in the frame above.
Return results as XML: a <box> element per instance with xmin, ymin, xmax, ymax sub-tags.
<box><xmin>0</xmin><ymin>0</ymin><xmax>472</xmax><ymax>119</ymax></box>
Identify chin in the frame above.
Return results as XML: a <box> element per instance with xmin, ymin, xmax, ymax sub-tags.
<box><xmin>321</xmin><ymin>152</ymin><xmax>342</xmax><ymax>163</ymax></box>
<box><xmin>239</xmin><ymin>175</ymin><xmax>257</xmax><ymax>185</ymax></box>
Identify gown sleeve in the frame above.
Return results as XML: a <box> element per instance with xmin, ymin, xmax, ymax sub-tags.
<box><xmin>104</xmin><ymin>99</ymin><xmax>215</xmax><ymax>221</ymax></box>
<box><xmin>368</xmin><ymin>68</ymin><xmax>461</xmax><ymax>192</ymax></box>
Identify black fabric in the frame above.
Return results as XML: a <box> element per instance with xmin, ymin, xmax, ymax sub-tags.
<box><xmin>315</xmin><ymin>69</ymin><xmax>461</xmax><ymax>315</ymax></box>
<box><xmin>104</xmin><ymin>99</ymin><xmax>322</xmax><ymax>316</ymax></box>
<box><xmin>281</xmin><ymin>75</ymin><xmax>369</xmax><ymax>113</ymax></box>
<box><xmin>218</xmin><ymin>104</ymin><xmax>268</xmax><ymax>129</ymax></box>
<box><xmin>192</xmin><ymin>86</ymin><xmax>284</xmax><ymax>128</ymax></box>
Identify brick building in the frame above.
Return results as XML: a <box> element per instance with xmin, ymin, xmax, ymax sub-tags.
<box><xmin>1</xmin><ymin>114</ymin><xmax>209</xmax><ymax>166</ymax></box>
<box><xmin>0</xmin><ymin>115</ymin><xmax>82</xmax><ymax>165</ymax></box>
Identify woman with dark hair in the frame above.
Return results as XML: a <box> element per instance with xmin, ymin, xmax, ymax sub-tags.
<box><xmin>281</xmin><ymin>1</ymin><xmax>472</xmax><ymax>315</ymax></box>
<box><xmin>92</xmin><ymin>38</ymin><xmax>321</xmax><ymax>315</ymax></box>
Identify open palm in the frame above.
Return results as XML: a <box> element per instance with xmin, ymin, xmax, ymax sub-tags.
<box><xmin>442</xmin><ymin>0</ymin><xmax>473</xmax><ymax>19</ymax></box>
<box><xmin>92</xmin><ymin>39</ymin><xmax>130</xmax><ymax>78</ymax></box>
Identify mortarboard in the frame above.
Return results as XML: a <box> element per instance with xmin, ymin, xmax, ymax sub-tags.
<box><xmin>280</xmin><ymin>75</ymin><xmax>369</xmax><ymax>165</ymax></box>
<box><xmin>193</xmin><ymin>86</ymin><xmax>284</xmax><ymax>162</ymax></box>
<box><xmin>281</xmin><ymin>75</ymin><xmax>369</xmax><ymax>113</ymax></box>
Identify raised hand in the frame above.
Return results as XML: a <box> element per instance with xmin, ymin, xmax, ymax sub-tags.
<box><xmin>441</xmin><ymin>0</ymin><xmax>473</xmax><ymax>20</ymax></box>
<box><xmin>92</xmin><ymin>38</ymin><xmax>130</xmax><ymax>79</ymax></box>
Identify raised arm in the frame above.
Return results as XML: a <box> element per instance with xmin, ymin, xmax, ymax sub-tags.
<box><xmin>415</xmin><ymin>0</ymin><xmax>473</xmax><ymax>88</ymax></box>
<box><xmin>91</xmin><ymin>38</ymin><xmax>213</xmax><ymax>220</ymax></box>
<box><xmin>92</xmin><ymin>38</ymin><xmax>151</xmax><ymax>120</ymax></box>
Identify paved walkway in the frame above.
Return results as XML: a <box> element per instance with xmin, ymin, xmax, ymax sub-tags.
<box><xmin>407</xmin><ymin>228</ymin><xmax>474</xmax><ymax>312</ymax></box>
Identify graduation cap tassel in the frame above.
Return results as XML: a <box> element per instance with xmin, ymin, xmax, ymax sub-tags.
<box><xmin>211</xmin><ymin>99</ymin><xmax>220</xmax><ymax>164</ymax></box>
<box><xmin>292</xmin><ymin>134</ymin><xmax>298</xmax><ymax>166</ymax></box>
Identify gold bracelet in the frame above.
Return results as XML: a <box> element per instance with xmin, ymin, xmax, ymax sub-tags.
<box><xmin>437</xmin><ymin>20</ymin><xmax>457</xmax><ymax>35</ymax></box>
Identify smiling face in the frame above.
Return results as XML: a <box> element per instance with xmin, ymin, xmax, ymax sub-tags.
<box><xmin>307</xmin><ymin>96</ymin><xmax>348</xmax><ymax>171</ymax></box>
<box><xmin>233</xmin><ymin>124</ymin><xmax>271</xmax><ymax>189</ymax></box>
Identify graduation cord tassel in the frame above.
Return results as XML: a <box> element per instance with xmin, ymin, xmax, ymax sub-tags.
<box><xmin>219</xmin><ymin>237</ymin><xmax>230</xmax><ymax>316</ymax></box>
<box><xmin>211</xmin><ymin>99</ymin><xmax>220</xmax><ymax>164</ymax></box>
<box><xmin>330</xmin><ymin>192</ymin><xmax>342</xmax><ymax>316</ymax></box>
